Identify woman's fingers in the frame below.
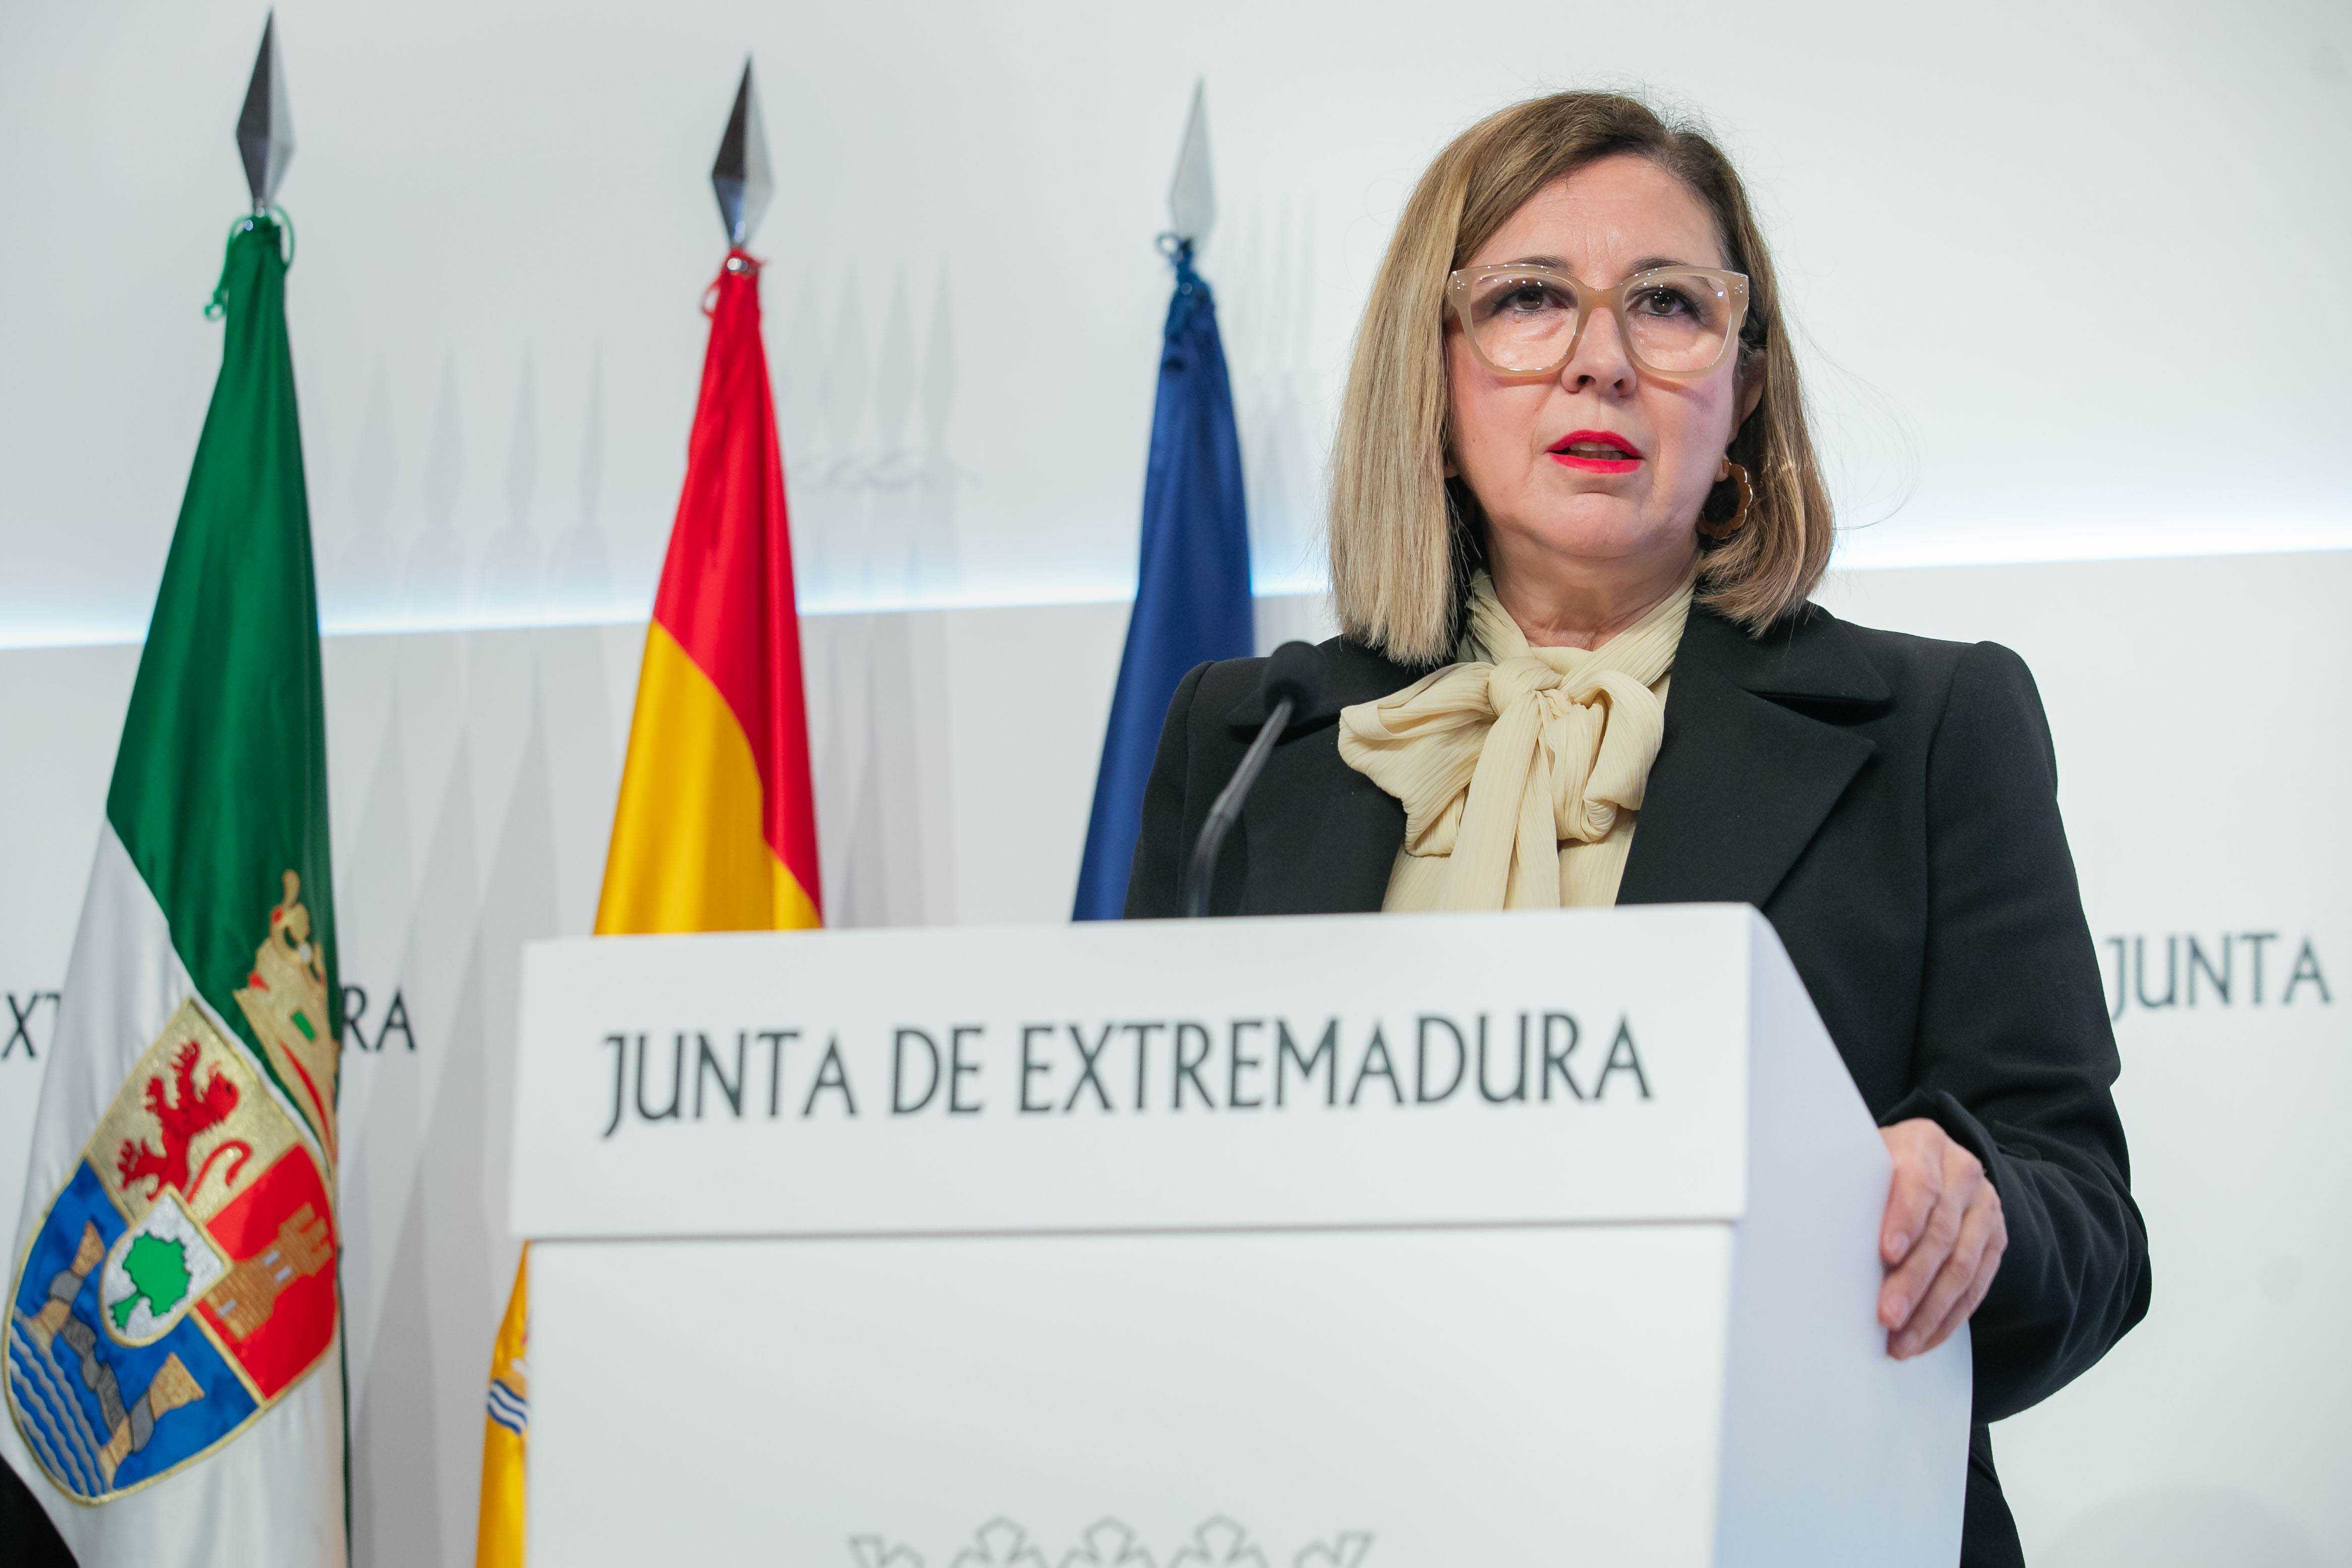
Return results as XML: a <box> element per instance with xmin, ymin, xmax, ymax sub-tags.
<box><xmin>1879</xmin><ymin>1121</ymin><xmax>1945</xmax><ymax>1268</ymax></box>
<box><xmin>1893</xmin><ymin>1179</ymin><xmax>2005</xmax><ymax>1357</ymax></box>
<box><xmin>1876</xmin><ymin>1119</ymin><xmax>2009</xmax><ymax>1357</ymax></box>
<box><xmin>1916</xmin><ymin>1219</ymin><xmax>2007</xmax><ymax>1358</ymax></box>
<box><xmin>1879</xmin><ymin>1167</ymin><xmax>1964</xmax><ymax>1333</ymax></box>
<box><xmin>1877</xmin><ymin>1121</ymin><xmax>1968</xmax><ymax>1330</ymax></box>
<box><xmin>1900</xmin><ymin>1188</ymin><xmax>1987</xmax><ymax>1349</ymax></box>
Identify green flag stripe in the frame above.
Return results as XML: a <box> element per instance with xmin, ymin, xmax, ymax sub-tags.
<box><xmin>105</xmin><ymin>215</ymin><xmax>340</xmax><ymax>1130</ymax></box>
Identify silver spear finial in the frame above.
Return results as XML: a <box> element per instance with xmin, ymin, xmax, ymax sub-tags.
<box><xmin>235</xmin><ymin>12</ymin><xmax>295</xmax><ymax>213</ymax></box>
<box><xmin>711</xmin><ymin>59</ymin><xmax>774</xmax><ymax>249</ymax></box>
<box><xmin>1167</xmin><ymin>79</ymin><xmax>1216</xmax><ymax>253</ymax></box>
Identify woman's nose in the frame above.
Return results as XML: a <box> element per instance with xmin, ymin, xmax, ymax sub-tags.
<box><xmin>1563</xmin><ymin>305</ymin><xmax>1638</xmax><ymax>394</ymax></box>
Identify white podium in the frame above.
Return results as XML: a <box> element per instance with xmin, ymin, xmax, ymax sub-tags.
<box><xmin>510</xmin><ymin>904</ymin><xmax>1967</xmax><ymax>1567</ymax></box>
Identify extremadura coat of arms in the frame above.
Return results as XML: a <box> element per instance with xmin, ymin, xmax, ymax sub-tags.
<box><xmin>7</xmin><ymin>882</ymin><xmax>339</xmax><ymax>1502</ymax></box>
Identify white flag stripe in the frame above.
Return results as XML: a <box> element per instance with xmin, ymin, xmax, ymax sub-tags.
<box><xmin>11</xmin><ymin>823</ymin><xmax>192</xmax><ymax>1254</ymax></box>
<box><xmin>2</xmin><ymin>821</ymin><xmax>348</xmax><ymax>1565</ymax></box>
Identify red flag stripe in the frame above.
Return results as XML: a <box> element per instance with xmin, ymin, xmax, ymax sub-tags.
<box><xmin>646</xmin><ymin>251</ymin><xmax>822</xmax><ymax>915</ymax></box>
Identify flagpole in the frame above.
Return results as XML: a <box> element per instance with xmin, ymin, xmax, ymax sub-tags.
<box><xmin>475</xmin><ymin>57</ymin><xmax>819</xmax><ymax>1568</ymax></box>
<box><xmin>592</xmin><ymin>55</ymin><xmax>821</xmax><ymax>937</ymax></box>
<box><xmin>236</xmin><ymin>12</ymin><xmax>295</xmax><ymax>217</ymax></box>
<box><xmin>4</xmin><ymin>14</ymin><xmax>348</xmax><ymax>1561</ymax></box>
<box><xmin>1071</xmin><ymin>81</ymin><xmax>1255</xmax><ymax>920</ymax></box>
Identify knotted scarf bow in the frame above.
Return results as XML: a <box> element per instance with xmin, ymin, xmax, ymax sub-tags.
<box><xmin>1337</xmin><ymin>571</ymin><xmax>1692</xmax><ymax>910</ymax></box>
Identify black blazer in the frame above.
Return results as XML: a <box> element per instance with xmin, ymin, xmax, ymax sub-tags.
<box><xmin>1125</xmin><ymin>600</ymin><xmax>2151</xmax><ymax>1568</ymax></box>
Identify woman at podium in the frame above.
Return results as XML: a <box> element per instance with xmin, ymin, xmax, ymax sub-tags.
<box><xmin>1127</xmin><ymin>92</ymin><xmax>2149</xmax><ymax>1567</ymax></box>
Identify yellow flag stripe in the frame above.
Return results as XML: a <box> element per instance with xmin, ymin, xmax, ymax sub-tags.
<box><xmin>595</xmin><ymin>621</ymin><xmax>820</xmax><ymax>936</ymax></box>
<box><xmin>475</xmin><ymin>1249</ymin><xmax>530</xmax><ymax>1568</ymax></box>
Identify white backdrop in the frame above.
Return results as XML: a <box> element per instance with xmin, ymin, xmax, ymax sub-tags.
<box><xmin>2</xmin><ymin>0</ymin><xmax>2349</xmax><ymax>647</ymax></box>
<box><xmin>4</xmin><ymin>1</ymin><xmax>2349</xmax><ymax>1562</ymax></box>
<box><xmin>2</xmin><ymin>553</ymin><xmax>2347</xmax><ymax>1565</ymax></box>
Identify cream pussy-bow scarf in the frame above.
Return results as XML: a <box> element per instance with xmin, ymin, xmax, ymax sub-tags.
<box><xmin>1337</xmin><ymin>570</ymin><xmax>1693</xmax><ymax>912</ymax></box>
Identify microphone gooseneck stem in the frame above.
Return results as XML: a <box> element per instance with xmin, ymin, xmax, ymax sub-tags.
<box><xmin>1181</xmin><ymin>697</ymin><xmax>1295</xmax><ymax>918</ymax></box>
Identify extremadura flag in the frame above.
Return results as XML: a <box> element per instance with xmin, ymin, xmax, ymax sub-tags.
<box><xmin>4</xmin><ymin>213</ymin><xmax>346</xmax><ymax>1562</ymax></box>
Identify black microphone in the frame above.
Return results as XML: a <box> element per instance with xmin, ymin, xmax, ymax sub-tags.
<box><xmin>1181</xmin><ymin>641</ymin><xmax>1323</xmax><ymax>918</ymax></box>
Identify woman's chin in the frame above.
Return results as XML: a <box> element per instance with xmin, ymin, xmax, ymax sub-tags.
<box><xmin>1492</xmin><ymin>505</ymin><xmax>1692</xmax><ymax>569</ymax></box>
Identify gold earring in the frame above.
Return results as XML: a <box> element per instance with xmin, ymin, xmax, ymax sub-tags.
<box><xmin>1699</xmin><ymin>459</ymin><xmax>1752</xmax><ymax>541</ymax></box>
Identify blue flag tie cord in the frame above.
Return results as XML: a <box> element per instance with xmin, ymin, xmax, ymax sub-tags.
<box><xmin>1072</xmin><ymin>239</ymin><xmax>1253</xmax><ymax>920</ymax></box>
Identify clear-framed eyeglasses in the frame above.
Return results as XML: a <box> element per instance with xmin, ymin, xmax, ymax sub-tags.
<box><xmin>1445</xmin><ymin>264</ymin><xmax>1752</xmax><ymax>379</ymax></box>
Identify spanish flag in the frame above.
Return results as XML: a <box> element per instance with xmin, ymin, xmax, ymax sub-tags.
<box><xmin>473</xmin><ymin>244</ymin><xmax>822</xmax><ymax>1568</ymax></box>
<box><xmin>597</xmin><ymin>247</ymin><xmax>824</xmax><ymax>935</ymax></box>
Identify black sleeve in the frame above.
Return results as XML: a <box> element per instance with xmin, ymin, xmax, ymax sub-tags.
<box><xmin>1</xmin><ymin>1455</ymin><xmax>75</xmax><ymax>1567</ymax></box>
<box><xmin>1878</xmin><ymin>639</ymin><xmax>2151</xmax><ymax>1423</ymax></box>
<box><xmin>1122</xmin><ymin>660</ymin><xmax>1212</xmax><ymax>919</ymax></box>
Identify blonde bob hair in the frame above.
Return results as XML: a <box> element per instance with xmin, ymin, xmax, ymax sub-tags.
<box><xmin>1329</xmin><ymin>92</ymin><xmax>1833</xmax><ymax>662</ymax></box>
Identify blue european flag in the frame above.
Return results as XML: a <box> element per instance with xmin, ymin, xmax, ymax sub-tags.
<box><xmin>1072</xmin><ymin>242</ymin><xmax>1252</xmax><ymax>920</ymax></box>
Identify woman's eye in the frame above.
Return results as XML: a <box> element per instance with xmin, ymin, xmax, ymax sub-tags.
<box><xmin>1481</xmin><ymin>280</ymin><xmax>1572</xmax><ymax>319</ymax></box>
<box><xmin>1631</xmin><ymin>286</ymin><xmax>1697</xmax><ymax>318</ymax></box>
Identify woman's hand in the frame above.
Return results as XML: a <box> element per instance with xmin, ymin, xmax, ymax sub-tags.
<box><xmin>1879</xmin><ymin>1119</ymin><xmax>2007</xmax><ymax>1359</ymax></box>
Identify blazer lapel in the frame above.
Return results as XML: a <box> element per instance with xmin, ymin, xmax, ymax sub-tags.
<box><xmin>1220</xmin><ymin>606</ymin><xmax>1890</xmax><ymax>917</ymax></box>
<box><xmin>1618</xmin><ymin>605</ymin><xmax>1889</xmax><ymax>910</ymax></box>
<box><xmin>1227</xmin><ymin>637</ymin><xmax>1423</xmax><ymax>914</ymax></box>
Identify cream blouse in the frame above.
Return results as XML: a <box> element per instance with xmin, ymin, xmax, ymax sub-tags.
<box><xmin>1336</xmin><ymin>570</ymin><xmax>1692</xmax><ymax>911</ymax></box>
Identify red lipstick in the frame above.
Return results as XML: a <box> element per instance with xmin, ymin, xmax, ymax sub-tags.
<box><xmin>1548</xmin><ymin>429</ymin><xmax>1643</xmax><ymax>473</ymax></box>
